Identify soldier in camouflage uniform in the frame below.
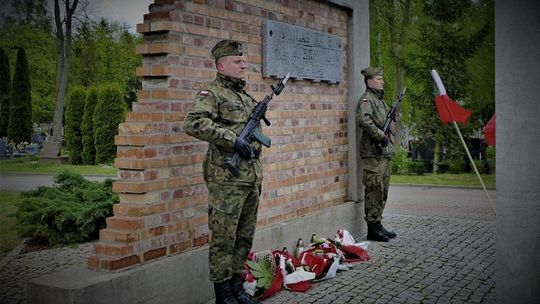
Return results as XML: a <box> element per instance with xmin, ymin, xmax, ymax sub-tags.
<box><xmin>356</xmin><ymin>67</ymin><xmax>397</xmax><ymax>243</ymax></box>
<box><xmin>184</xmin><ymin>40</ymin><xmax>261</xmax><ymax>304</ymax></box>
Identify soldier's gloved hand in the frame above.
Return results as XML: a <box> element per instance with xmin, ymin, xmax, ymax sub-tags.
<box><xmin>234</xmin><ymin>138</ymin><xmax>253</xmax><ymax>159</ymax></box>
<box><xmin>380</xmin><ymin>136</ymin><xmax>390</xmax><ymax>147</ymax></box>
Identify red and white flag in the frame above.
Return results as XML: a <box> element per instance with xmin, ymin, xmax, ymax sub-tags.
<box><xmin>435</xmin><ymin>94</ymin><xmax>473</xmax><ymax>124</ymax></box>
<box><xmin>431</xmin><ymin>70</ymin><xmax>473</xmax><ymax>124</ymax></box>
<box><xmin>483</xmin><ymin>114</ymin><xmax>496</xmax><ymax>146</ymax></box>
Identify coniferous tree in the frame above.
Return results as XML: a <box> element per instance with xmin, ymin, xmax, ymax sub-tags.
<box><xmin>81</xmin><ymin>86</ymin><xmax>98</xmax><ymax>164</ymax></box>
<box><xmin>0</xmin><ymin>48</ymin><xmax>11</xmax><ymax>137</ymax></box>
<box><xmin>93</xmin><ymin>85</ymin><xmax>126</xmax><ymax>164</ymax></box>
<box><xmin>7</xmin><ymin>48</ymin><xmax>32</xmax><ymax>144</ymax></box>
<box><xmin>65</xmin><ymin>85</ymin><xmax>86</xmax><ymax>164</ymax></box>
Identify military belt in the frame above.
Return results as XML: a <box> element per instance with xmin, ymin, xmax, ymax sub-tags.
<box><xmin>219</xmin><ymin>149</ymin><xmax>261</xmax><ymax>159</ymax></box>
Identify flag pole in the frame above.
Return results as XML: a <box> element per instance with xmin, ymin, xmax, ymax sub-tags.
<box><xmin>451</xmin><ymin>121</ymin><xmax>496</xmax><ymax>215</ymax></box>
<box><xmin>431</xmin><ymin>70</ymin><xmax>496</xmax><ymax>215</ymax></box>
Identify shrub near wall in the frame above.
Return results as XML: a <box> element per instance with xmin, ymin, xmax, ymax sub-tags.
<box><xmin>15</xmin><ymin>171</ymin><xmax>118</xmax><ymax>246</ymax></box>
<box><xmin>65</xmin><ymin>86</ymin><xmax>87</xmax><ymax>164</ymax></box>
<box><xmin>94</xmin><ymin>85</ymin><xmax>126</xmax><ymax>164</ymax></box>
<box><xmin>81</xmin><ymin>87</ymin><xmax>99</xmax><ymax>165</ymax></box>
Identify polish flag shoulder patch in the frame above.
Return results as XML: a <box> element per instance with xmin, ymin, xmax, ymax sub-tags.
<box><xmin>197</xmin><ymin>90</ymin><xmax>209</xmax><ymax>97</ymax></box>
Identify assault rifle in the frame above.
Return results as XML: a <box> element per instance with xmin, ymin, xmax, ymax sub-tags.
<box><xmin>376</xmin><ymin>87</ymin><xmax>406</xmax><ymax>154</ymax></box>
<box><xmin>222</xmin><ymin>72</ymin><xmax>290</xmax><ymax>177</ymax></box>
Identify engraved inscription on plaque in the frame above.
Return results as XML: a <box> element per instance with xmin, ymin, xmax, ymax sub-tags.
<box><xmin>262</xmin><ymin>20</ymin><xmax>343</xmax><ymax>84</ymax></box>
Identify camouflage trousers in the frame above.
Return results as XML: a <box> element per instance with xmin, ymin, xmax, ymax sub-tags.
<box><xmin>362</xmin><ymin>157</ymin><xmax>392</xmax><ymax>223</ymax></box>
<box><xmin>206</xmin><ymin>182</ymin><xmax>260</xmax><ymax>283</ymax></box>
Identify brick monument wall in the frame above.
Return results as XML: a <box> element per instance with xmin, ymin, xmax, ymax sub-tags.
<box><xmin>88</xmin><ymin>0</ymin><xmax>351</xmax><ymax>271</ymax></box>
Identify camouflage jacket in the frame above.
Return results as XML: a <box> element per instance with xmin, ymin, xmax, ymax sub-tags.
<box><xmin>356</xmin><ymin>88</ymin><xmax>395</xmax><ymax>159</ymax></box>
<box><xmin>183</xmin><ymin>73</ymin><xmax>263</xmax><ymax>186</ymax></box>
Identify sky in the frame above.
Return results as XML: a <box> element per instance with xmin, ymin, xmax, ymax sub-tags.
<box><xmin>36</xmin><ymin>0</ymin><xmax>152</xmax><ymax>33</ymax></box>
<box><xmin>91</xmin><ymin>0</ymin><xmax>151</xmax><ymax>32</ymax></box>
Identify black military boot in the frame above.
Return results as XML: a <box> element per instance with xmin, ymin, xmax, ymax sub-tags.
<box><xmin>367</xmin><ymin>222</ymin><xmax>389</xmax><ymax>242</ymax></box>
<box><xmin>378</xmin><ymin>222</ymin><xmax>396</xmax><ymax>239</ymax></box>
<box><xmin>230</xmin><ymin>274</ymin><xmax>259</xmax><ymax>304</ymax></box>
<box><xmin>214</xmin><ymin>280</ymin><xmax>240</xmax><ymax>304</ymax></box>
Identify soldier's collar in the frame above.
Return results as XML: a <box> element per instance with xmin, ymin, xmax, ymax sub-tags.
<box><xmin>217</xmin><ymin>73</ymin><xmax>246</xmax><ymax>91</ymax></box>
<box><xmin>367</xmin><ymin>87</ymin><xmax>384</xmax><ymax>99</ymax></box>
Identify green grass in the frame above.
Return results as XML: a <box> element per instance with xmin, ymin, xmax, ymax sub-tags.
<box><xmin>391</xmin><ymin>173</ymin><xmax>495</xmax><ymax>188</ymax></box>
<box><xmin>0</xmin><ymin>157</ymin><xmax>116</xmax><ymax>175</ymax></box>
<box><xmin>0</xmin><ymin>191</ymin><xmax>23</xmax><ymax>258</ymax></box>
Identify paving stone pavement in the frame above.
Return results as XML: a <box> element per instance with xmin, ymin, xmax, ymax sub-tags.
<box><xmin>262</xmin><ymin>186</ymin><xmax>496</xmax><ymax>304</ymax></box>
<box><xmin>0</xmin><ymin>185</ymin><xmax>495</xmax><ymax>304</ymax></box>
<box><xmin>262</xmin><ymin>214</ymin><xmax>495</xmax><ymax>304</ymax></box>
<box><xmin>0</xmin><ymin>243</ymin><xmax>93</xmax><ymax>304</ymax></box>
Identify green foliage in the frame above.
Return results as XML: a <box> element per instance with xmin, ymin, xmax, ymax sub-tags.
<box><xmin>0</xmin><ymin>23</ymin><xmax>56</xmax><ymax>124</ymax></box>
<box><xmin>403</xmin><ymin>0</ymin><xmax>492</xmax><ymax>173</ymax></box>
<box><xmin>70</xmin><ymin>19</ymin><xmax>142</xmax><ymax>108</ymax></box>
<box><xmin>7</xmin><ymin>48</ymin><xmax>32</xmax><ymax>143</ymax></box>
<box><xmin>465</xmin><ymin>0</ymin><xmax>495</xmax><ymax>125</ymax></box>
<box><xmin>14</xmin><ymin>171</ymin><xmax>118</xmax><ymax>246</ymax></box>
<box><xmin>485</xmin><ymin>145</ymin><xmax>495</xmax><ymax>173</ymax></box>
<box><xmin>81</xmin><ymin>87</ymin><xmax>98</xmax><ymax>165</ymax></box>
<box><xmin>93</xmin><ymin>85</ymin><xmax>126</xmax><ymax>164</ymax></box>
<box><xmin>246</xmin><ymin>259</ymin><xmax>273</xmax><ymax>291</ymax></box>
<box><xmin>3</xmin><ymin>0</ymin><xmax>51</xmax><ymax>31</ymax></box>
<box><xmin>423</xmin><ymin>0</ymin><xmax>471</xmax><ymax>22</ymax></box>
<box><xmin>0</xmin><ymin>191</ymin><xmax>23</xmax><ymax>258</ymax></box>
<box><xmin>392</xmin><ymin>146</ymin><xmax>413</xmax><ymax>174</ymax></box>
<box><xmin>473</xmin><ymin>160</ymin><xmax>486</xmax><ymax>174</ymax></box>
<box><xmin>1</xmin><ymin>10</ymin><xmax>142</xmax><ymax>126</ymax></box>
<box><xmin>485</xmin><ymin>145</ymin><xmax>495</xmax><ymax>159</ymax></box>
<box><xmin>65</xmin><ymin>86</ymin><xmax>86</xmax><ymax>164</ymax></box>
<box><xmin>448</xmin><ymin>151</ymin><xmax>465</xmax><ymax>174</ymax></box>
<box><xmin>411</xmin><ymin>159</ymin><xmax>426</xmax><ymax>176</ymax></box>
<box><xmin>0</xmin><ymin>48</ymin><xmax>11</xmax><ymax>137</ymax></box>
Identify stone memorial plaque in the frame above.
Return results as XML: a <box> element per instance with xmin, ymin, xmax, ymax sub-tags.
<box><xmin>262</xmin><ymin>20</ymin><xmax>343</xmax><ymax>84</ymax></box>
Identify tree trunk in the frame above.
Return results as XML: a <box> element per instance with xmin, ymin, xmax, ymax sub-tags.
<box><xmin>52</xmin><ymin>41</ymin><xmax>65</xmax><ymax>142</ymax></box>
<box><xmin>433</xmin><ymin>132</ymin><xmax>441</xmax><ymax>174</ymax></box>
<box><xmin>51</xmin><ymin>0</ymin><xmax>78</xmax><ymax>144</ymax></box>
<box><xmin>386</xmin><ymin>0</ymin><xmax>411</xmax><ymax>148</ymax></box>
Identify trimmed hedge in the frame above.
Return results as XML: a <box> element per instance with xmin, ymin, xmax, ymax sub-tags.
<box><xmin>65</xmin><ymin>86</ymin><xmax>87</xmax><ymax>164</ymax></box>
<box><xmin>7</xmin><ymin>48</ymin><xmax>32</xmax><ymax>143</ymax></box>
<box><xmin>81</xmin><ymin>87</ymin><xmax>98</xmax><ymax>165</ymax></box>
<box><xmin>93</xmin><ymin>85</ymin><xmax>126</xmax><ymax>164</ymax></box>
<box><xmin>0</xmin><ymin>47</ymin><xmax>11</xmax><ymax>137</ymax></box>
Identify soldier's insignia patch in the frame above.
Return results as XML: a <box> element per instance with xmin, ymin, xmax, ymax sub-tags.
<box><xmin>198</xmin><ymin>90</ymin><xmax>209</xmax><ymax>97</ymax></box>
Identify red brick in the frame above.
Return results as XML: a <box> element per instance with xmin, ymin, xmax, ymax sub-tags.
<box><xmin>93</xmin><ymin>243</ymin><xmax>135</xmax><ymax>257</ymax></box>
<box><xmin>106</xmin><ymin>216</ymin><xmax>145</xmax><ymax>230</ymax></box>
<box><xmin>193</xmin><ymin>234</ymin><xmax>209</xmax><ymax>247</ymax></box>
<box><xmin>99</xmin><ymin>229</ymin><xmax>138</xmax><ymax>243</ymax></box>
<box><xmin>93</xmin><ymin>255</ymin><xmax>141</xmax><ymax>271</ymax></box>
<box><xmin>169</xmin><ymin>240</ymin><xmax>192</xmax><ymax>254</ymax></box>
<box><xmin>143</xmin><ymin>247</ymin><xmax>167</xmax><ymax>261</ymax></box>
